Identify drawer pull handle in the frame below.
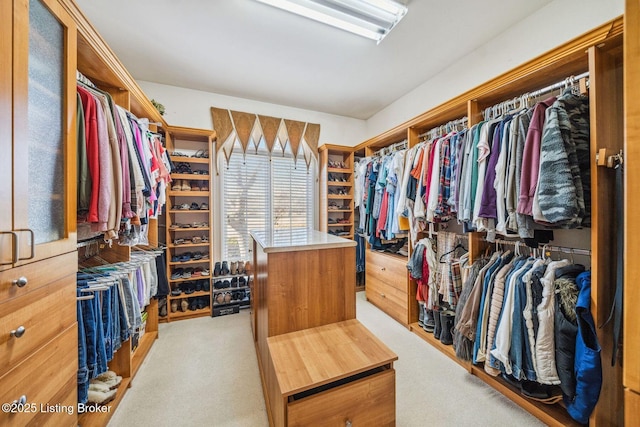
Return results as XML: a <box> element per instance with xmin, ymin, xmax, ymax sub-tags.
<box><xmin>380</xmin><ymin>293</ymin><xmax>385</xmax><ymax>298</ymax></box>
<box><xmin>346</xmin><ymin>420</ymin><xmax>352</xmax><ymax>427</ymax></box>
<box><xmin>380</xmin><ymin>267</ymin><xmax>386</xmax><ymax>271</ymax></box>
<box><xmin>12</xmin><ymin>276</ymin><xmax>28</xmax><ymax>287</ymax></box>
<box><xmin>10</xmin><ymin>326</ymin><xmax>26</xmax><ymax>338</ymax></box>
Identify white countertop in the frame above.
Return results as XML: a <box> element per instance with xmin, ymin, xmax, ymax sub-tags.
<box><xmin>250</xmin><ymin>228</ymin><xmax>356</xmax><ymax>253</ymax></box>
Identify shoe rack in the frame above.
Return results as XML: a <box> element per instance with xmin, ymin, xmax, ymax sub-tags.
<box><xmin>319</xmin><ymin>144</ymin><xmax>355</xmax><ymax>240</ymax></box>
<box><xmin>211</xmin><ymin>260</ymin><xmax>252</xmax><ymax>315</ymax></box>
<box><xmin>164</xmin><ymin>126</ymin><xmax>216</xmax><ymax>321</ymax></box>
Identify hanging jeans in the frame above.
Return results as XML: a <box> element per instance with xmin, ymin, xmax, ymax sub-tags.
<box><xmin>77</xmin><ymin>290</ymin><xmax>89</xmax><ymax>404</ymax></box>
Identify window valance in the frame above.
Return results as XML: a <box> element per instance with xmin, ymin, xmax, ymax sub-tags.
<box><xmin>211</xmin><ymin>107</ymin><xmax>321</xmax><ymax>169</ymax></box>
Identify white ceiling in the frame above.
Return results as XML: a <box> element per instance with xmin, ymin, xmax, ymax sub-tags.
<box><xmin>76</xmin><ymin>0</ymin><xmax>553</xmax><ymax>120</ymax></box>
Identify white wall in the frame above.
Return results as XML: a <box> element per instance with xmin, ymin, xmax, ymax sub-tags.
<box><xmin>138</xmin><ymin>81</ymin><xmax>367</xmax><ymax>147</ymax></box>
<box><xmin>365</xmin><ymin>0</ymin><xmax>624</xmax><ymax>140</ymax></box>
<box><xmin>140</xmin><ymin>0</ymin><xmax>623</xmax><ymax>147</ymax></box>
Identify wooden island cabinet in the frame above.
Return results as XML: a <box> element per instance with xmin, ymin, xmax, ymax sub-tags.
<box><xmin>250</xmin><ymin>228</ymin><xmax>397</xmax><ymax>426</ymax></box>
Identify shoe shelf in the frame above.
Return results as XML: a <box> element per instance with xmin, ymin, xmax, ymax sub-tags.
<box><xmin>328</xmin><ymin>222</ymin><xmax>353</xmax><ymax>227</ymax></box>
<box><xmin>169</xmin><ymin>290</ymin><xmax>211</xmax><ymax>300</ymax></box>
<box><xmin>171</xmin><ymin>173</ymin><xmax>210</xmax><ymax>181</ymax></box>
<box><xmin>169</xmin><ymin>259</ymin><xmax>211</xmax><ymax>266</ymax></box>
<box><xmin>328</xmin><ymin>181</ymin><xmax>353</xmax><ymax>186</ymax></box>
<box><xmin>327</xmin><ymin>195</ymin><xmax>352</xmax><ymax>200</ymax></box>
<box><xmin>170</xmin><ymin>155</ymin><xmax>210</xmax><ymax>164</ymax></box>
<box><xmin>169</xmin><ymin>306</ymin><xmax>211</xmax><ymax>319</ymax></box>
<box><xmin>168</xmin><ymin>209</ymin><xmax>211</xmax><ymax>214</ymax></box>
<box><xmin>171</xmin><ymin>242</ymin><xmax>210</xmax><ymax>248</ymax></box>
<box><xmin>168</xmin><ymin>190</ymin><xmax>210</xmax><ymax>196</ymax></box>
<box><xmin>213</xmin><ymin>285</ymin><xmax>250</xmax><ymax>291</ymax></box>
<box><xmin>169</xmin><ymin>275</ymin><xmax>211</xmax><ymax>283</ymax></box>
<box><xmin>165</xmin><ymin>127</ymin><xmax>217</xmax><ymax>322</ymax></box>
<box><xmin>212</xmin><ymin>273</ymin><xmax>250</xmax><ymax>280</ymax></box>
<box><xmin>327</xmin><ymin>167</ymin><xmax>352</xmax><ymax>173</ymax></box>
<box><xmin>170</xmin><ymin>227</ymin><xmax>210</xmax><ymax>232</ymax></box>
<box><xmin>327</xmin><ymin>209</ymin><xmax>351</xmax><ymax>213</ymax></box>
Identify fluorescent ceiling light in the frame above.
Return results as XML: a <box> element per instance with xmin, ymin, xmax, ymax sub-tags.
<box><xmin>255</xmin><ymin>0</ymin><xmax>408</xmax><ymax>43</ymax></box>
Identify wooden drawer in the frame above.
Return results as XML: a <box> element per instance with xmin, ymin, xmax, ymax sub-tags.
<box><xmin>366</xmin><ymin>251</ymin><xmax>407</xmax><ymax>291</ymax></box>
<box><xmin>0</xmin><ymin>274</ymin><xmax>76</xmax><ymax>377</ymax></box>
<box><xmin>287</xmin><ymin>368</ymin><xmax>395</xmax><ymax>427</ymax></box>
<box><xmin>366</xmin><ymin>278</ymin><xmax>407</xmax><ymax>325</ymax></box>
<box><xmin>0</xmin><ymin>252</ymin><xmax>76</xmax><ymax>302</ymax></box>
<box><xmin>0</xmin><ymin>325</ymin><xmax>77</xmax><ymax>426</ymax></box>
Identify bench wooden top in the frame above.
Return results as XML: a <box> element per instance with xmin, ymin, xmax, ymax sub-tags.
<box><xmin>267</xmin><ymin>319</ymin><xmax>398</xmax><ymax>396</ymax></box>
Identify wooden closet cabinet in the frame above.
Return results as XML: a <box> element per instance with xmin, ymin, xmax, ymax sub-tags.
<box><xmin>0</xmin><ymin>0</ymin><xmax>78</xmax><ymax>426</ymax></box>
<box><xmin>355</xmin><ymin>17</ymin><xmax>625</xmax><ymax>427</ymax></box>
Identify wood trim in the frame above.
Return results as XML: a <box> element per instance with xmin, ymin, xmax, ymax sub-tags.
<box><xmin>471</xmin><ymin>366</ymin><xmax>581</xmax><ymax>427</ymax></box>
<box><xmin>354</xmin><ymin>17</ymin><xmax>623</xmax><ymax>152</ymax></box>
<box><xmin>58</xmin><ymin>0</ymin><xmax>167</xmax><ymax>126</ymax></box>
<box><xmin>168</xmin><ymin>125</ymin><xmax>217</xmax><ymax>141</ymax></box>
<box><xmin>625</xmin><ymin>388</ymin><xmax>640</xmax><ymax>427</ymax></box>
<box><xmin>588</xmin><ymin>43</ymin><xmax>624</xmax><ymax>426</ymax></box>
<box><xmin>319</xmin><ymin>143</ymin><xmax>355</xmax><ymax>152</ymax></box>
<box><xmin>624</xmin><ymin>0</ymin><xmax>640</xmax><ymax>394</ymax></box>
<box><xmin>0</xmin><ymin>1</ymin><xmax>12</xmax><ymax>269</ymax></box>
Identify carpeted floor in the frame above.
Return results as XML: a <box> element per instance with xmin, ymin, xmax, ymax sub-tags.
<box><xmin>108</xmin><ymin>292</ymin><xmax>545</xmax><ymax>426</ymax></box>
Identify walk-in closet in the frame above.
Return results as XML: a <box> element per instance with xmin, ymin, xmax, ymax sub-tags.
<box><xmin>2</xmin><ymin>0</ymin><xmax>639</xmax><ymax>426</ymax></box>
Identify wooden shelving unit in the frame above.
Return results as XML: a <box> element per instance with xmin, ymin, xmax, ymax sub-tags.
<box><xmin>355</xmin><ymin>17</ymin><xmax>624</xmax><ymax>427</ymax></box>
<box><xmin>164</xmin><ymin>126</ymin><xmax>216</xmax><ymax>322</ymax></box>
<box><xmin>319</xmin><ymin>145</ymin><xmax>355</xmax><ymax>240</ymax></box>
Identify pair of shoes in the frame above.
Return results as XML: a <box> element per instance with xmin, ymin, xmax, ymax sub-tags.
<box><xmin>221</xmin><ymin>261</ymin><xmax>230</xmax><ymax>275</ymax></box>
<box><xmin>192</xmin><ymin>149</ymin><xmax>209</xmax><ymax>158</ymax></box>
<box><xmin>93</xmin><ymin>371</ymin><xmax>123</xmax><ymax>390</ymax></box>
<box><xmin>87</xmin><ymin>386</ymin><xmax>117</xmax><ymax>405</ymax></box>
<box><xmin>171</xmin><ymin>180</ymin><xmax>192</xmax><ymax>191</ymax></box>
<box><xmin>174</xmin><ymin>162</ymin><xmax>192</xmax><ymax>173</ymax></box>
<box><xmin>191</xmin><ymin>180</ymin><xmax>208</xmax><ymax>191</ymax></box>
<box><xmin>158</xmin><ymin>298</ymin><xmax>167</xmax><ymax>317</ymax></box>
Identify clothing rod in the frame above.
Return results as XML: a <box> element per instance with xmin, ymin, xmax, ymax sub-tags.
<box><xmin>77</xmin><ymin>295</ymin><xmax>94</xmax><ymax>301</ymax></box>
<box><xmin>374</xmin><ymin>139</ymin><xmax>407</xmax><ymax>156</ymax></box>
<box><xmin>77</xmin><ymin>238</ymin><xmax>103</xmax><ymax>248</ymax></box>
<box><xmin>529</xmin><ymin>71</ymin><xmax>589</xmax><ymax>99</ymax></box>
<box><xmin>488</xmin><ymin>238</ymin><xmax>591</xmax><ymax>256</ymax></box>
<box><xmin>418</xmin><ymin>117</ymin><xmax>468</xmax><ymax>139</ymax></box>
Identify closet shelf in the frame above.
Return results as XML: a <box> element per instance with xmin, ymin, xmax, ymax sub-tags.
<box><xmin>169</xmin><ymin>276</ymin><xmax>212</xmax><ymax>283</ymax></box>
<box><xmin>170</xmin><ymin>155</ymin><xmax>210</xmax><ymax>164</ymax></box>
<box><xmin>327</xmin><ymin>209</ymin><xmax>352</xmax><ymax>213</ymax></box>
<box><xmin>328</xmin><ymin>222</ymin><xmax>353</xmax><ymax>227</ymax></box>
<box><xmin>328</xmin><ymin>181</ymin><xmax>353</xmax><ymax>187</ymax></box>
<box><xmin>212</xmin><ymin>273</ymin><xmax>250</xmax><ymax>280</ymax></box>
<box><xmin>167</xmin><ymin>190</ymin><xmax>210</xmax><ymax>197</ymax></box>
<box><xmin>168</xmin><ymin>259</ymin><xmax>211</xmax><ymax>266</ymax></box>
<box><xmin>169</xmin><ymin>242</ymin><xmax>210</xmax><ymax>248</ymax></box>
<box><xmin>213</xmin><ymin>285</ymin><xmax>250</xmax><ymax>291</ymax></box>
<box><xmin>169</xmin><ymin>307</ymin><xmax>211</xmax><ymax>319</ymax></box>
<box><xmin>169</xmin><ymin>227</ymin><xmax>210</xmax><ymax>232</ymax></box>
<box><xmin>471</xmin><ymin>367</ymin><xmax>581</xmax><ymax>427</ymax></box>
<box><xmin>168</xmin><ymin>290</ymin><xmax>210</xmax><ymax>300</ymax></box>
<box><xmin>168</xmin><ymin>210</ymin><xmax>210</xmax><ymax>214</ymax></box>
<box><xmin>212</xmin><ymin>300</ymin><xmax>248</xmax><ymax>307</ymax></box>
<box><xmin>77</xmin><ymin>376</ymin><xmax>132</xmax><ymax>427</ymax></box>
<box><xmin>171</xmin><ymin>173</ymin><xmax>210</xmax><ymax>180</ymax></box>
<box><xmin>327</xmin><ymin>167</ymin><xmax>352</xmax><ymax>173</ymax></box>
<box><xmin>328</xmin><ymin>195</ymin><xmax>352</xmax><ymax>200</ymax></box>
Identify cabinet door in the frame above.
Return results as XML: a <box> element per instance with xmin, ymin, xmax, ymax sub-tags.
<box><xmin>12</xmin><ymin>0</ymin><xmax>76</xmax><ymax>265</ymax></box>
<box><xmin>0</xmin><ymin>1</ymin><xmax>14</xmax><ymax>269</ymax></box>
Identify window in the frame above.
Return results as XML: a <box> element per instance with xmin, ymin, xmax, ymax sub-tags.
<box><xmin>221</xmin><ymin>139</ymin><xmax>316</xmax><ymax>261</ymax></box>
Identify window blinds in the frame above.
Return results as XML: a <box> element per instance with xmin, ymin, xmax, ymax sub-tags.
<box><xmin>221</xmin><ymin>140</ymin><xmax>315</xmax><ymax>261</ymax></box>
